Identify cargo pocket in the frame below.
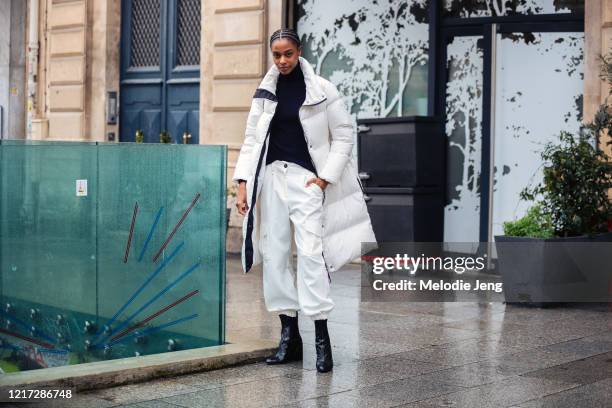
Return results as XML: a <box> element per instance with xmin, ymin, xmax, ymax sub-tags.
<box><xmin>310</xmin><ymin>185</ymin><xmax>325</xmax><ymax>204</ymax></box>
<box><xmin>304</xmin><ymin>175</ymin><xmax>325</xmax><ymax>200</ymax></box>
<box><xmin>297</xmin><ymin>218</ymin><xmax>324</xmax><ymax>257</ymax></box>
<box><xmin>259</xmin><ymin>226</ymin><xmax>268</xmax><ymax>260</ymax></box>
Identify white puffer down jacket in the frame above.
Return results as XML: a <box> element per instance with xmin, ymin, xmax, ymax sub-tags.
<box><xmin>233</xmin><ymin>57</ymin><xmax>377</xmax><ymax>273</ymax></box>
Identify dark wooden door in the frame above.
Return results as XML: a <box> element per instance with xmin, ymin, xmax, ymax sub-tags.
<box><xmin>120</xmin><ymin>0</ymin><xmax>200</xmax><ymax>144</ymax></box>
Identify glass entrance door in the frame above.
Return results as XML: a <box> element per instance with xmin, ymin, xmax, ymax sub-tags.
<box><xmin>491</xmin><ymin>30</ymin><xmax>584</xmax><ymax>237</ymax></box>
<box><xmin>443</xmin><ymin>33</ymin><xmax>485</xmax><ymax>244</ymax></box>
<box><xmin>440</xmin><ymin>20</ymin><xmax>584</xmax><ymax>245</ymax></box>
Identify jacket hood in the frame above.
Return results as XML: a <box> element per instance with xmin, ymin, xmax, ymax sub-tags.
<box><xmin>258</xmin><ymin>57</ymin><xmax>327</xmax><ymax>106</ymax></box>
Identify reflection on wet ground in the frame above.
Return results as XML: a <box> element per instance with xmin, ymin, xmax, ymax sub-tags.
<box><xmin>31</xmin><ymin>256</ymin><xmax>612</xmax><ymax>408</ymax></box>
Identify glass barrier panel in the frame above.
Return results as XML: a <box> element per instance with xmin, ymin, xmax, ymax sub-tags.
<box><xmin>0</xmin><ymin>141</ymin><xmax>226</xmax><ymax>373</ymax></box>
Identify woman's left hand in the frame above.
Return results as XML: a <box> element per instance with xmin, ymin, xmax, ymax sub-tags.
<box><xmin>305</xmin><ymin>177</ymin><xmax>329</xmax><ymax>191</ymax></box>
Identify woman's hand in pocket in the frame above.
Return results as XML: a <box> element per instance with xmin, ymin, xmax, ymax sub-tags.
<box><xmin>305</xmin><ymin>177</ymin><xmax>329</xmax><ymax>191</ymax></box>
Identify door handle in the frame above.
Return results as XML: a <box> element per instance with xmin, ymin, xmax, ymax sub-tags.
<box><xmin>357</xmin><ymin>124</ymin><xmax>371</xmax><ymax>133</ymax></box>
<box><xmin>182</xmin><ymin>132</ymin><xmax>192</xmax><ymax>144</ymax></box>
<box><xmin>363</xmin><ymin>194</ymin><xmax>371</xmax><ymax>202</ymax></box>
<box><xmin>358</xmin><ymin>172</ymin><xmax>371</xmax><ymax>180</ymax></box>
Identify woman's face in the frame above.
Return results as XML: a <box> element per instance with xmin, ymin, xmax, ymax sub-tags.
<box><xmin>271</xmin><ymin>38</ymin><xmax>301</xmax><ymax>75</ymax></box>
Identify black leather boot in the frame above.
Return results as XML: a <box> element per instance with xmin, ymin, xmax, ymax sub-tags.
<box><xmin>266</xmin><ymin>314</ymin><xmax>303</xmax><ymax>364</ymax></box>
<box><xmin>314</xmin><ymin>319</ymin><xmax>333</xmax><ymax>373</ymax></box>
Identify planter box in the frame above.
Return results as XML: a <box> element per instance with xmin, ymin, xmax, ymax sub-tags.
<box><xmin>495</xmin><ymin>232</ymin><xmax>612</xmax><ymax>306</ymax></box>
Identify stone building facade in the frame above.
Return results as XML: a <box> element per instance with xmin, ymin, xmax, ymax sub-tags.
<box><xmin>9</xmin><ymin>1</ymin><xmax>609</xmax><ymax>169</ymax></box>
<box><xmin>21</xmin><ymin>0</ymin><xmax>285</xmax><ymax>181</ymax></box>
<box><xmin>2</xmin><ymin>0</ymin><xmax>611</xmax><ymax>250</ymax></box>
<box><xmin>584</xmin><ymin>0</ymin><xmax>612</xmax><ymax>160</ymax></box>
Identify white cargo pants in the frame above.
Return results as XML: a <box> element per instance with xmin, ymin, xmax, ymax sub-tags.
<box><xmin>259</xmin><ymin>160</ymin><xmax>334</xmax><ymax>320</ymax></box>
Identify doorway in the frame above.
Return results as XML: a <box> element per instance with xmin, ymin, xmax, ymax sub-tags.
<box><xmin>438</xmin><ymin>17</ymin><xmax>584</xmax><ymax>244</ymax></box>
<box><xmin>120</xmin><ymin>0</ymin><xmax>201</xmax><ymax>144</ymax></box>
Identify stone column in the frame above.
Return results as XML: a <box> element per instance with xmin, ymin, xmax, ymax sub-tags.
<box><xmin>200</xmin><ymin>0</ymin><xmax>285</xmax><ymax>253</ymax></box>
<box><xmin>9</xmin><ymin>0</ymin><xmax>26</xmax><ymax>139</ymax></box>
<box><xmin>0</xmin><ymin>0</ymin><xmax>26</xmax><ymax>140</ymax></box>
<box><xmin>584</xmin><ymin>0</ymin><xmax>612</xmax><ymax>158</ymax></box>
<box><xmin>86</xmin><ymin>0</ymin><xmax>120</xmax><ymax>141</ymax></box>
<box><xmin>0</xmin><ymin>0</ymin><xmax>13</xmax><ymax>139</ymax></box>
<box><xmin>44</xmin><ymin>0</ymin><xmax>88</xmax><ymax>140</ymax></box>
<box><xmin>32</xmin><ymin>0</ymin><xmax>120</xmax><ymax>141</ymax></box>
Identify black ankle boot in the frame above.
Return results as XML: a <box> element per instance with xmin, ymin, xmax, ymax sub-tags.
<box><xmin>266</xmin><ymin>314</ymin><xmax>303</xmax><ymax>364</ymax></box>
<box><xmin>314</xmin><ymin>319</ymin><xmax>333</xmax><ymax>373</ymax></box>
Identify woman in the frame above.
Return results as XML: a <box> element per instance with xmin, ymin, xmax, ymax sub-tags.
<box><xmin>233</xmin><ymin>28</ymin><xmax>376</xmax><ymax>373</ymax></box>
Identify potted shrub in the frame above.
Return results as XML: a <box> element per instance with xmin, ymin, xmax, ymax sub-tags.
<box><xmin>519</xmin><ymin>130</ymin><xmax>612</xmax><ymax>238</ymax></box>
<box><xmin>496</xmin><ymin>130</ymin><xmax>612</xmax><ymax>305</ymax></box>
<box><xmin>496</xmin><ymin>51</ymin><xmax>612</xmax><ymax>305</ymax></box>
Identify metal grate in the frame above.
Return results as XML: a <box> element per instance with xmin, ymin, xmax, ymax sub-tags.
<box><xmin>176</xmin><ymin>0</ymin><xmax>201</xmax><ymax>66</ymax></box>
<box><xmin>129</xmin><ymin>0</ymin><xmax>161</xmax><ymax>68</ymax></box>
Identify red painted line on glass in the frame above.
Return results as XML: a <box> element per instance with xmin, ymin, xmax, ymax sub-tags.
<box><xmin>152</xmin><ymin>193</ymin><xmax>201</xmax><ymax>262</ymax></box>
<box><xmin>110</xmin><ymin>289</ymin><xmax>200</xmax><ymax>342</ymax></box>
<box><xmin>124</xmin><ymin>202</ymin><xmax>139</xmax><ymax>263</ymax></box>
<box><xmin>0</xmin><ymin>328</ymin><xmax>55</xmax><ymax>349</ymax></box>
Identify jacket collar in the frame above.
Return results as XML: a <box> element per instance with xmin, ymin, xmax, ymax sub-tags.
<box><xmin>258</xmin><ymin>57</ymin><xmax>326</xmax><ymax>106</ymax></box>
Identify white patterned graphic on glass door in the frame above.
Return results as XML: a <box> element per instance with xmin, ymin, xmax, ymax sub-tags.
<box><xmin>491</xmin><ymin>31</ymin><xmax>584</xmax><ymax>236</ymax></box>
<box><xmin>443</xmin><ymin>36</ymin><xmax>484</xmax><ymax>243</ymax></box>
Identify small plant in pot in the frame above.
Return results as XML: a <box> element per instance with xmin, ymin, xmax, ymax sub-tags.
<box><xmin>519</xmin><ymin>130</ymin><xmax>612</xmax><ymax>238</ymax></box>
<box><xmin>496</xmin><ymin>130</ymin><xmax>612</xmax><ymax>306</ymax></box>
<box><xmin>502</xmin><ymin>204</ymin><xmax>554</xmax><ymax>239</ymax></box>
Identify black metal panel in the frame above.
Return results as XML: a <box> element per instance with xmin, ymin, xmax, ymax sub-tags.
<box><xmin>363</xmin><ymin>191</ymin><xmax>444</xmax><ymax>242</ymax></box>
<box><xmin>357</xmin><ymin>116</ymin><xmax>444</xmax><ymax>188</ymax></box>
<box><xmin>479</xmin><ymin>25</ymin><xmax>493</xmax><ymax>243</ymax></box>
<box><xmin>428</xmin><ymin>0</ymin><xmax>441</xmax><ymax>116</ymax></box>
<box><xmin>441</xmin><ymin>13</ymin><xmax>584</xmax><ymax>28</ymax></box>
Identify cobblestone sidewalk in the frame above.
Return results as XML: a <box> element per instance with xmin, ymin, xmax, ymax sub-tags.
<box><xmin>16</xmin><ymin>257</ymin><xmax>612</xmax><ymax>408</ymax></box>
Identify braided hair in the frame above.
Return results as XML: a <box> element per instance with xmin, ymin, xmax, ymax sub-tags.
<box><xmin>269</xmin><ymin>28</ymin><xmax>301</xmax><ymax>48</ymax></box>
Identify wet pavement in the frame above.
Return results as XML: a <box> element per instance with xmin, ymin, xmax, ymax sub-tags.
<box><xmin>22</xmin><ymin>256</ymin><xmax>612</xmax><ymax>407</ymax></box>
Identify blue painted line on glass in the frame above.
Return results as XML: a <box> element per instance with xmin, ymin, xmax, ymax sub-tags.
<box><xmin>91</xmin><ymin>241</ymin><xmax>185</xmax><ymax>344</ymax></box>
<box><xmin>37</xmin><ymin>348</ymin><xmax>69</xmax><ymax>354</ymax></box>
<box><xmin>105</xmin><ymin>313</ymin><xmax>199</xmax><ymax>348</ymax></box>
<box><xmin>99</xmin><ymin>262</ymin><xmax>201</xmax><ymax>343</ymax></box>
<box><xmin>0</xmin><ymin>343</ymin><xmax>21</xmax><ymax>351</ymax></box>
<box><xmin>138</xmin><ymin>206</ymin><xmax>164</xmax><ymax>262</ymax></box>
<box><xmin>0</xmin><ymin>342</ymin><xmax>68</xmax><ymax>355</ymax></box>
<box><xmin>0</xmin><ymin>310</ymin><xmax>58</xmax><ymax>346</ymax></box>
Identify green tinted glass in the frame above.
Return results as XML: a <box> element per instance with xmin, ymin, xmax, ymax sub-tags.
<box><xmin>0</xmin><ymin>141</ymin><xmax>226</xmax><ymax>372</ymax></box>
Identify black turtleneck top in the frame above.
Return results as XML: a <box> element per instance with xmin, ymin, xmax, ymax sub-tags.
<box><xmin>265</xmin><ymin>63</ymin><xmax>317</xmax><ymax>174</ymax></box>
